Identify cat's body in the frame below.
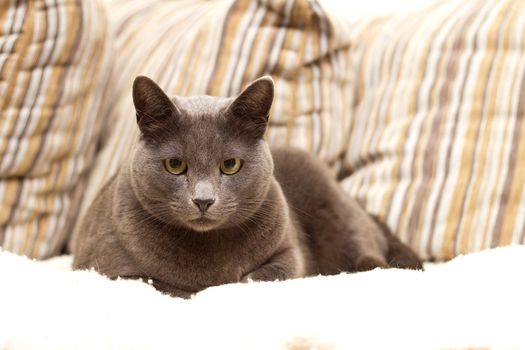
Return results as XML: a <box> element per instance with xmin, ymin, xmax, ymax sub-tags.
<box><xmin>73</xmin><ymin>76</ymin><xmax>421</xmax><ymax>297</ymax></box>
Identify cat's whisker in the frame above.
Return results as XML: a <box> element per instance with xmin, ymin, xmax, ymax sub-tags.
<box><xmin>233</xmin><ymin>221</ymin><xmax>250</xmax><ymax>236</ymax></box>
<box><xmin>241</xmin><ymin>198</ymin><xmax>316</xmax><ymax>220</ymax></box>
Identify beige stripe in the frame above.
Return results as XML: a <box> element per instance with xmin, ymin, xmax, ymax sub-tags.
<box><xmin>27</xmin><ymin>1</ymin><xmax>81</xmax><ymax>256</ymax></box>
<box><xmin>428</xmin><ymin>1</ymin><xmax>508</xmax><ymax>257</ymax></box>
<box><xmin>338</xmin><ymin>0</ymin><xmax>525</xmax><ymax>259</ymax></box>
<box><xmin>460</xmin><ymin>2</ymin><xmax>519</xmax><ymax>254</ymax></box>
<box><xmin>2</xmin><ymin>0</ymin><xmax>112</xmax><ymax>257</ymax></box>
<box><xmin>1</xmin><ymin>1</ymin><xmax>40</xmax><ymax>248</ymax></box>
<box><xmin>0</xmin><ymin>3</ymin><xmax>34</xmax><ymax>174</ymax></box>
<box><xmin>34</xmin><ymin>0</ymin><xmax>111</xmax><ymax>257</ymax></box>
<box><xmin>244</xmin><ymin>7</ymin><xmax>278</xmax><ymax>82</ymax></box>
<box><xmin>217</xmin><ymin>0</ymin><xmax>256</xmax><ymax>96</ymax></box>
<box><xmin>381</xmin><ymin>3</ymin><xmax>460</xmax><ymax>248</ymax></box>
<box><xmin>394</xmin><ymin>2</ymin><xmax>476</xmax><ymax>250</ymax></box>
<box><xmin>279</xmin><ymin>2</ymin><xmax>306</xmax><ymax>147</ymax></box>
<box><xmin>167</xmin><ymin>4</ymin><xmax>223</xmax><ymax>95</ymax></box>
<box><xmin>265</xmin><ymin>0</ymin><xmax>295</xmax><ymax>146</ymax></box>
<box><xmin>366</xmin><ymin>12</ymin><xmax>429</xmax><ymax>217</ymax></box>
<box><xmin>193</xmin><ymin>3</ymin><xmax>231</xmax><ymax>94</ymax></box>
<box><xmin>455</xmin><ymin>0</ymin><xmax>522</xmax><ymax>253</ymax></box>
<box><xmin>263</xmin><ymin>0</ymin><xmax>295</xmax><ymax>147</ymax></box>
<box><xmin>428</xmin><ymin>2</ymin><xmax>501</xmax><ymax>259</ymax></box>
<box><xmin>490</xmin><ymin>36</ymin><xmax>525</xmax><ymax>247</ymax></box>
<box><xmin>229</xmin><ymin>3</ymin><xmax>267</xmax><ymax>95</ymax></box>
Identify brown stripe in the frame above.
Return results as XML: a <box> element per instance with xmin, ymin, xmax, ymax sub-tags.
<box><xmin>262</xmin><ymin>0</ymin><xmax>295</xmax><ymax>144</ymax></box>
<box><xmin>283</xmin><ymin>20</ymin><xmax>307</xmax><ymax>149</ymax></box>
<box><xmin>30</xmin><ymin>0</ymin><xmax>88</xmax><ymax>256</ymax></box>
<box><xmin>426</xmin><ymin>4</ymin><xmax>492</xmax><ymax>259</ymax></box>
<box><xmin>0</xmin><ymin>1</ymin><xmax>40</xmax><ymax>246</ymax></box>
<box><xmin>0</xmin><ymin>0</ymin><xmax>28</xmax><ymax>246</ymax></box>
<box><xmin>261</xmin><ymin>0</ymin><xmax>291</xmax><ymax>75</ymax></box>
<box><xmin>310</xmin><ymin>6</ymin><xmax>323</xmax><ymax>155</ymax></box>
<box><xmin>2</xmin><ymin>0</ymin><xmax>59</xmax><ymax>173</ymax></box>
<box><xmin>3</xmin><ymin>0</ymin><xmax>64</xmax><ymax>250</ymax></box>
<box><xmin>58</xmin><ymin>0</ymin><xmax>113</xmax><ymax>253</ymax></box>
<box><xmin>392</xmin><ymin>5</ymin><xmax>474</xmax><ymax>245</ymax></box>
<box><xmin>363</xmin><ymin>14</ymin><xmax>430</xmax><ymax>224</ymax></box>
<box><xmin>280</xmin><ymin>0</ymin><xmax>306</xmax><ymax>146</ymax></box>
<box><xmin>380</xmin><ymin>7</ymin><xmax>458</xmax><ymax>238</ymax></box>
<box><xmin>454</xmin><ymin>1</ymin><xmax>516</xmax><ymax>253</ymax></box>
<box><xmin>157</xmin><ymin>9</ymin><xmax>207</xmax><ymax>93</ymax></box>
<box><xmin>521</xmin><ymin>218</ymin><xmax>525</xmax><ymax>243</ymax></box>
<box><xmin>241</xmin><ymin>4</ymin><xmax>276</xmax><ymax>82</ymax></box>
<box><xmin>490</xmin><ymin>58</ymin><xmax>525</xmax><ymax>247</ymax></box>
<box><xmin>0</xmin><ymin>179</ymin><xmax>20</xmax><ymax>245</ymax></box>
<box><xmin>379</xmin><ymin>13</ymin><xmax>433</xmax><ymax>227</ymax></box>
<box><xmin>340</xmin><ymin>19</ymin><xmax>386</xmax><ymax>176</ymax></box>
<box><xmin>27</xmin><ymin>0</ymin><xmax>85</xmax><ymax>174</ymax></box>
<box><xmin>226</xmin><ymin>1</ymin><xmax>266</xmax><ymax>96</ymax></box>
<box><xmin>0</xmin><ymin>1</ymin><xmax>33</xmax><ymax>167</ymax></box>
<box><xmin>0</xmin><ymin>0</ymin><xmax>23</xmax><ymax>71</ymax></box>
<box><xmin>205</xmin><ymin>0</ymin><xmax>243</xmax><ymax>95</ymax></box>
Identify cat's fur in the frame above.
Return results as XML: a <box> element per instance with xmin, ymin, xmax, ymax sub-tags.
<box><xmin>72</xmin><ymin>76</ymin><xmax>422</xmax><ymax>298</ymax></box>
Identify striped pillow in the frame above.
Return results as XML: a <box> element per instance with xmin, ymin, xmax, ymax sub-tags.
<box><xmin>340</xmin><ymin>0</ymin><xmax>525</xmax><ymax>260</ymax></box>
<box><xmin>0</xmin><ymin>1</ymin><xmax>113</xmax><ymax>258</ymax></box>
<box><xmin>72</xmin><ymin>0</ymin><xmax>353</xmax><ymax>247</ymax></box>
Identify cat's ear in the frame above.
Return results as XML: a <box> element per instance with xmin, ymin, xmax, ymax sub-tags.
<box><xmin>132</xmin><ymin>76</ymin><xmax>179</xmax><ymax>136</ymax></box>
<box><xmin>228</xmin><ymin>76</ymin><xmax>274</xmax><ymax>139</ymax></box>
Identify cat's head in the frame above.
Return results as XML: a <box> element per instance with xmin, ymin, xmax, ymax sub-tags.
<box><xmin>129</xmin><ymin>75</ymin><xmax>275</xmax><ymax>232</ymax></box>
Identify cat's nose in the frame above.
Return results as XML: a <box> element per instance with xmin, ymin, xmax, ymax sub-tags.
<box><xmin>192</xmin><ymin>197</ymin><xmax>215</xmax><ymax>213</ymax></box>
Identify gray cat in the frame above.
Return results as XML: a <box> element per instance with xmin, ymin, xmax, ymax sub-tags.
<box><xmin>72</xmin><ymin>76</ymin><xmax>422</xmax><ymax>298</ymax></box>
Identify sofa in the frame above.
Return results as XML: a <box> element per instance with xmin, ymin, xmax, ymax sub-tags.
<box><xmin>0</xmin><ymin>0</ymin><xmax>524</xmax><ymax>349</ymax></box>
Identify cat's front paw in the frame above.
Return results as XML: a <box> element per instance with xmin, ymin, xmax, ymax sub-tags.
<box><xmin>355</xmin><ymin>256</ymin><xmax>390</xmax><ymax>272</ymax></box>
<box><xmin>240</xmin><ymin>267</ymin><xmax>290</xmax><ymax>283</ymax></box>
<box><xmin>240</xmin><ymin>273</ymin><xmax>254</xmax><ymax>283</ymax></box>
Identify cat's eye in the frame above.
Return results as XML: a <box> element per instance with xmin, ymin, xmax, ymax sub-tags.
<box><xmin>220</xmin><ymin>158</ymin><xmax>243</xmax><ymax>175</ymax></box>
<box><xmin>164</xmin><ymin>159</ymin><xmax>187</xmax><ymax>175</ymax></box>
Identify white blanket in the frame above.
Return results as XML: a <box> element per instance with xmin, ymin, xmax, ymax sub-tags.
<box><xmin>0</xmin><ymin>246</ymin><xmax>524</xmax><ymax>350</ymax></box>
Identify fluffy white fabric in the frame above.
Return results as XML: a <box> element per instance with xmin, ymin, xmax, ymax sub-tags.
<box><xmin>0</xmin><ymin>246</ymin><xmax>524</xmax><ymax>350</ymax></box>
